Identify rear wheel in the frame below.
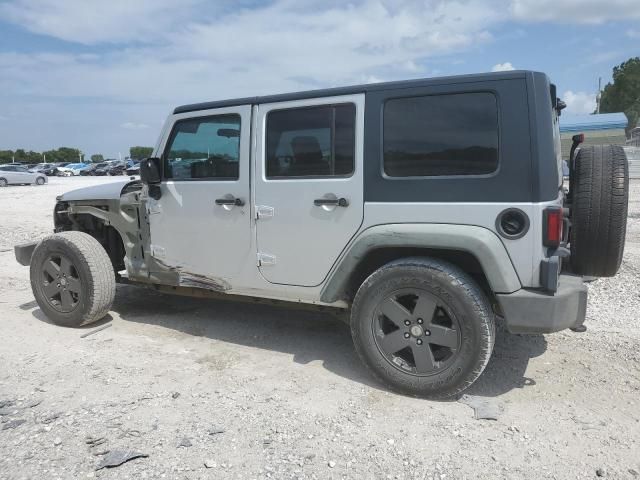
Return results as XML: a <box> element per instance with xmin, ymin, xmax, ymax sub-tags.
<box><xmin>0</xmin><ymin>178</ymin><xmax>7</xmax><ymax>187</ymax></box>
<box><xmin>570</xmin><ymin>145</ymin><xmax>628</xmax><ymax>277</ymax></box>
<box><xmin>350</xmin><ymin>257</ymin><xmax>495</xmax><ymax>399</ymax></box>
<box><xmin>35</xmin><ymin>176</ymin><xmax>45</xmax><ymax>185</ymax></box>
<box><xmin>30</xmin><ymin>231</ymin><xmax>116</xmax><ymax>327</ymax></box>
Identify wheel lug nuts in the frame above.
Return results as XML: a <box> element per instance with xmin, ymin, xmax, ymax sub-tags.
<box><xmin>404</xmin><ymin>332</ymin><xmax>410</xmax><ymax>339</ymax></box>
<box><xmin>417</xmin><ymin>339</ymin><xmax>423</xmax><ymax>345</ymax></box>
<box><xmin>425</xmin><ymin>330</ymin><xmax>431</xmax><ymax>336</ymax></box>
<box><xmin>417</xmin><ymin>318</ymin><xmax>423</xmax><ymax>324</ymax></box>
<box><xmin>404</xmin><ymin>320</ymin><xmax>410</xmax><ymax>326</ymax></box>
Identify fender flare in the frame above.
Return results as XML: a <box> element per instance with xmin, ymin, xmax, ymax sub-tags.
<box><xmin>320</xmin><ymin>223</ymin><xmax>522</xmax><ymax>303</ymax></box>
<box><xmin>65</xmin><ymin>199</ymin><xmax>144</xmax><ymax>274</ymax></box>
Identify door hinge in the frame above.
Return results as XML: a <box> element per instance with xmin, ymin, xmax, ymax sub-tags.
<box><xmin>256</xmin><ymin>205</ymin><xmax>274</xmax><ymax>220</ymax></box>
<box><xmin>150</xmin><ymin>244</ymin><xmax>166</xmax><ymax>258</ymax></box>
<box><xmin>147</xmin><ymin>202</ymin><xmax>162</xmax><ymax>215</ymax></box>
<box><xmin>257</xmin><ymin>253</ymin><xmax>276</xmax><ymax>266</ymax></box>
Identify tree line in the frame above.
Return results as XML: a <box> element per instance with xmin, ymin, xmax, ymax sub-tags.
<box><xmin>0</xmin><ymin>146</ymin><xmax>154</xmax><ymax>165</ymax></box>
<box><xmin>599</xmin><ymin>56</ymin><xmax>639</xmax><ymax>135</ymax></box>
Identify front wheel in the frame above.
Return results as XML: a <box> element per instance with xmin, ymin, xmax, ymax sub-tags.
<box><xmin>350</xmin><ymin>257</ymin><xmax>495</xmax><ymax>399</ymax></box>
<box><xmin>30</xmin><ymin>231</ymin><xmax>116</xmax><ymax>327</ymax></box>
<box><xmin>35</xmin><ymin>176</ymin><xmax>46</xmax><ymax>185</ymax></box>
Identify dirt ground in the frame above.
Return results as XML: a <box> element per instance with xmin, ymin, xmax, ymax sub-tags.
<box><xmin>1</xmin><ymin>176</ymin><xmax>639</xmax><ymax>480</ymax></box>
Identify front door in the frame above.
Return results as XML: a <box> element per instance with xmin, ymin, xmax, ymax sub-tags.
<box><xmin>254</xmin><ymin>95</ymin><xmax>365</xmax><ymax>287</ymax></box>
<box><xmin>147</xmin><ymin>105</ymin><xmax>252</xmax><ymax>284</ymax></box>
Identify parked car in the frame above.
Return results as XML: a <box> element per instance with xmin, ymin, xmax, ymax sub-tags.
<box><xmin>125</xmin><ymin>161</ymin><xmax>141</xmax><ymax>176</ymax></box>
<box><xmin>14</xmin><ymin>70</ymin><xmax>630</xmax><ymax>399</ymax></box>
<box><xmin>107</xmin><ymin>160</ymin><xmax>135</xmax><ymax>176</ymax></box>
<box><xmin>0</xmin><ymin>164</ymin><xmax>48</xmax><ymax>186</ymax></box>
<box><xmin>93</xmin><ymin>162</ymin><xmax>116</xmax><ymax>176</ymax></box>
<box><xmin>29</xmin><ymin>164</ymin><xmax>59</xmax><ymax>176</ymax></box>
<box><xmin>79</xmin><ymin>162</ymin><xmax>108</xmax><ymax>176</ymax></box>
<box><xmin>57</xmin><ymin>163</ymin><xmax>91</xmax><ymax>176</ymax></box>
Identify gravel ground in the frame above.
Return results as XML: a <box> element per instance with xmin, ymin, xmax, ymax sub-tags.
<box><xmin>0</xmin><ymin>176</ymin><xmax>639</xmax><ymax>480</ymax></box>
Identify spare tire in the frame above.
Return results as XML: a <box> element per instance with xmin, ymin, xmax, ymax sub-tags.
<box><xmin>570</xmin><ymin>144</ymin><xmax>629</xmax><ymax>277</ymax></box>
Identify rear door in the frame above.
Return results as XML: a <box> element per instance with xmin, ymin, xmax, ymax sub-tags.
<box><xmin>147</xmin><ymin>105</ymin><xmax>252</xmax><ymax>284</ymax></box>
<box><xmin>6</xmin><ymin>166</ymin><xmax>34</xmax><ymax>183</ymax></box>
<box><xmin>254</xmin><ymin>94</ymin><xmax>365</xmax><ymax>287</ymax></box>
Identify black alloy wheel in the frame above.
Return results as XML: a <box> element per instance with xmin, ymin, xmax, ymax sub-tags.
<box><xmin>38</xmin><ymin>254</ymin><xmax>82</xmax><ymax>313</ymax></box>
<box><xmin>373</xmin><ymin>288</ymin><xmax>461</xmax><ymax>376</ymax></box>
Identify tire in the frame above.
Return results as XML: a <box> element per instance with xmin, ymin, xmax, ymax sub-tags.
<box><xmin>350</xmin><ymin>257</ymin><xmax>495</xmax><ymax>399</ymax></box>
<box><xmin>30</xmin><ymin>231</ymin><xmax>116</xmax><ymax>327</ymax></box>
<box><xmin>35</xmin><ymin>176</ymin><xmax>45</xmax><ymax>185</ymax></box>
<box><xmin>0</xmin><ymin>178</ymin><xmax>7</xmax><ymax>187</ymax></box>
<box><xmin>570</xmin><ymin>145</ymin><xmax>629</xmax><ymax>277</ymax></box>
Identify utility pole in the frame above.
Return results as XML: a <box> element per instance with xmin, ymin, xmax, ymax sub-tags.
<box><xmin>43</xmin><ymin>153</ymin><xmax>46</xmax><ymax>163</ymax></box>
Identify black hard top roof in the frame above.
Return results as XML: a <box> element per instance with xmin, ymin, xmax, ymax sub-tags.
<box><xmin>173</xmin><ymin>70</ymin><xmax>537</xmax><ymax>114</ymax></box>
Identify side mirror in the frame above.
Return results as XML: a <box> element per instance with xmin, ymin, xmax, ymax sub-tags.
<box><xmin>140</xmin><ymin>157</ymin><xmax>161</xmax><ymax>185</ymax></box>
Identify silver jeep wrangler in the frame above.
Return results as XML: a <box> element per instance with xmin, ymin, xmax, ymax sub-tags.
<box><xmin>15</xmin><ymin>70</ymin><xmax>629</xmax><ymax>398</ymax></box>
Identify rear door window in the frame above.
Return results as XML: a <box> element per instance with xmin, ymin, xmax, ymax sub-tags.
<box><xmin>265</xmin><ymin>104</ymin><xmax>356</xmax><ymax>178</ymax></box>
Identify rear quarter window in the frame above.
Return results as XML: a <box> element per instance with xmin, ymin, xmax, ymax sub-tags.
<box><xmin>383</xmin><ymin>92</ymin><xmax>499</xmax><ymax>177</ymax></box>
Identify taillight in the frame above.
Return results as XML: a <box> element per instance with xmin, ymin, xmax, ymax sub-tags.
<box><xmin>543</xmin><ymin>207</ymin><xmax>563</xmax><ymax>248</ymax></box>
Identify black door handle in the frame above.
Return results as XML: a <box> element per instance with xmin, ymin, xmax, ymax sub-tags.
<box><xmin>215</xmin><ymin>196</ymin><xmax>244</xmax><ymax>206</ymax></box>
<box><xmin>314</xmin><ymin>197</ymin><xmax>349</xmax><ymax>207</ymax></box>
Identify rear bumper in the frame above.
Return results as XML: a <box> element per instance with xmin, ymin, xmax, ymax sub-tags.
<box><xmin>496</xmin><ymin>274</ymin><xmax>587</xmax><ymax>334</ymax></box>
<box><xmin>14</xmin><ymin>241</ymin><xmax>38</xmax><ymax>266</ymax></box>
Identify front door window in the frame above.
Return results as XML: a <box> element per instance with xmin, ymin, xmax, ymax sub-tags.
<box><xmin>164</xmin><ymin>115</ymin><xmax>241</xmax><ymax>180</ymax></box>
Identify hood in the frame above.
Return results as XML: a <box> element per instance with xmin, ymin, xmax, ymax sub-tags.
<box><xmin>58</xmin><ymin>180</ymin><xmax>138</xmax><ymax>202</ymax></box>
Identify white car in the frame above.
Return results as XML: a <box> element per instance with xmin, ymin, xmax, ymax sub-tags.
<box><xmin>56</xmin><ymin>163</ymin><xmax>90</xmax><ymax>176</ymax></box>
<box><xmin>0</xmin><ymin>164</ymin><xmax>48</xmax><ymax>187</ymax></box>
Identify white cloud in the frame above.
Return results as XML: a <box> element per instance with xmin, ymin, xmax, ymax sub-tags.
<box><xmin>0</xmin><ymin>0</ymin><xmax>504</xmax><ymax>106</ymax></box>
<box><xmin>491</xmin><ymin>62</ymin><xmax>515</xmax><ymax>71</ymax></box>
<box><xmin>0</xmin><ymin>0</ymin><xmax>505</xmax><ymax>153</ymax></box>
<box><xmin>626</xmin><ymin>29</ymin><xmax>640</xmax><ymax>38</ymax></box>
<box><xmin>0</xmin><ymin>0</ymin><xmax>632</xmax><ymax>154</ymax></box>
<box><xmin>562</xmin><ymin>90</ymin><xmax>597</xmax><ymax>115</ymax></box>
<box><xmin>121</xmin><ymin>122</ymin><xmax>150</xmax><ymax>130</ymax></box>
<box><xmin>511</xmin><ymin>0</ymin><xmax>640</xmax><ymax>24</ymax></box>
<box><xmin>0</xmin><ymin>0</ymin><xmax>205</xmax><ymax>45</ymax></box>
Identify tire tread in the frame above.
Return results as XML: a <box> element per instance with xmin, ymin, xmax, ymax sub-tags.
<box><xmin>570</xmin><ymin>145</ymin><xmax>628</xmax><ymax>277</ymax></box>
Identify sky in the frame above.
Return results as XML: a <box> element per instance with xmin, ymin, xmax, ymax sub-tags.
<box><xmin>0</xmin><ymin>0</ymin><xmax>639</xmax><ymax>158</ymax></box>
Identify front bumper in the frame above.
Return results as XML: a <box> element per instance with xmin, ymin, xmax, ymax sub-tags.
<box><xmin>14</xmin><ymin>241</ymin><xmax>38</xmax><ymax>266</ymax></box>
<box><xmin>496</xmin><ymin>274</ymin><xmax>587</xmax><ymax>334</ymax></box>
